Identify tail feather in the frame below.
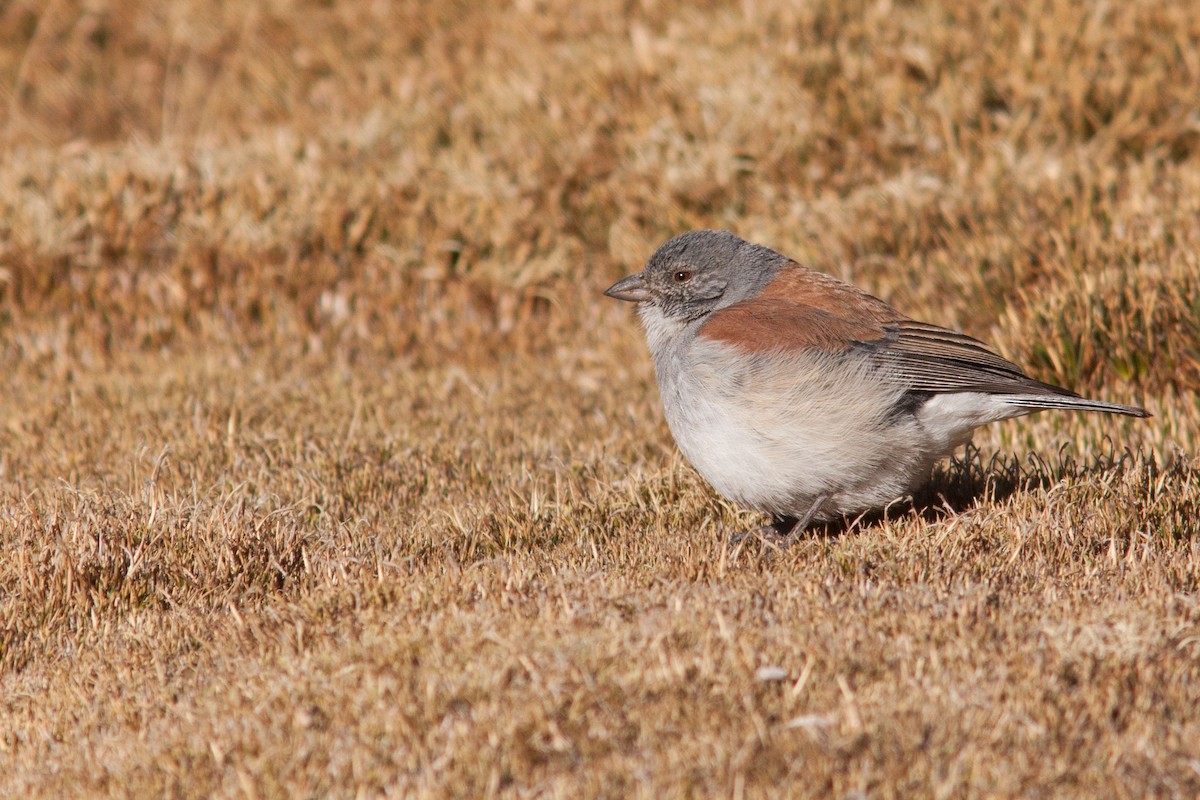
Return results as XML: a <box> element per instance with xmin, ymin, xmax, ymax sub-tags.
<box><xmin>1002</xmin><ymin>394</ymin><xmax>1150</xmax><ymax>418</ymax></box>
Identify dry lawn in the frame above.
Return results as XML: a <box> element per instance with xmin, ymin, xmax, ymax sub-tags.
<box><xmin>3</xmin><ymin>0</ymin><xmax>1200</xmax><ymax>797</ymax></box>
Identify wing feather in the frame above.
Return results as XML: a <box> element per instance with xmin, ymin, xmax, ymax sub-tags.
<box><xmin>699</xmin><ymin>293</ymin><xmax>1074</xmax><ymax>399</ymax></box>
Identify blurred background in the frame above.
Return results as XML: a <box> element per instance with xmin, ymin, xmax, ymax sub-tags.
<box><xmin>3</xmin><ymin>0</ymin><xmax>1197</xmax><ymax>401</ymax></box>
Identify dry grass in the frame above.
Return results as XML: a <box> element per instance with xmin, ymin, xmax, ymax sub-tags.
<box><xmin>2</xmin><ymin>0</ymin><xmax>1200</xmax><ymax>796</ymax></box>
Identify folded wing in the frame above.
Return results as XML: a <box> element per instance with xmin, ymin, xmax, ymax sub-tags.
<box><xmin>697</xmin><ymin>292</ymin><xmax>1148</xmax><ymax>418</ymax></box>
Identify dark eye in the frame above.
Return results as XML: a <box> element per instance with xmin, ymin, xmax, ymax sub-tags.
<box><xmin>673</xmin><ymin>270</ymin><xmax>692</xmax><ymax>283</ymax></box>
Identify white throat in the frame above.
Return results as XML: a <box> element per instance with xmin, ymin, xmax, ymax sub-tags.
<box><xmin>637</xmin><ymin>303</ymin><xmax>693</xmax><ymax>362</ymax></box>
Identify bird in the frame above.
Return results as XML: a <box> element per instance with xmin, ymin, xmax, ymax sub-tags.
<box><xmin>604</xmin><ymin>229</ymin><xmax>1149</xmax><ymax>547</ymax></box>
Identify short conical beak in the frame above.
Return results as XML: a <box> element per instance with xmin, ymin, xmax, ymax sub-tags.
<box><xmin>604</xmin><ymin>273</ymin><xmax>651</xmax><ymax>303</ymax></box>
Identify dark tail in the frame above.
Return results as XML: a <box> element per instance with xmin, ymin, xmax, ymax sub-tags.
<box><xmin>1002</xmin><ymin>394</ymin><xmax>1150</xmax><ymax>418</ymax></box>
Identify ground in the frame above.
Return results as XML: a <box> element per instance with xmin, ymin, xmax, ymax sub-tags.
<box><xmin>2</xmin><ymin>0</ymin><xmax>1199</xmax><ymax>797</ymax></box>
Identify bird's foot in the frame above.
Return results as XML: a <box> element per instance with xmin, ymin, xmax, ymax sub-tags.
<box><xmin>728</xmin><ymin>495</ymin><xmax>830</xmax><ymax>556</ymax></box>
<box><xmin>729</xmin><ymin>517</ymin><xmax>800</xmax><ymax>555</ymax></box>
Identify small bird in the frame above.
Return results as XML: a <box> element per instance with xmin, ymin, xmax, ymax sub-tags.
<box><xmin>605</xmin><ymin>230</ymin><xmax>1149</xmax><ymax>546</ymax></box>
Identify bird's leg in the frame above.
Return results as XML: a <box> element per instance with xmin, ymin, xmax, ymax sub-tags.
<box><xmin>729</xmin><ymin>494</ymin><xmax>829</xmax><ymax>551</ymax></box>
<box><xmin>773</xmin><ymin>494</ymin><xmax>829</xmax><ymax>549</ymax></box>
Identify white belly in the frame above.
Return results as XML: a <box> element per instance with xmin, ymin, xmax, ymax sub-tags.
<box><xmin>654</xmin><ymin>338</ymin><xmax>977</xmax><ymax>519</ymax></box>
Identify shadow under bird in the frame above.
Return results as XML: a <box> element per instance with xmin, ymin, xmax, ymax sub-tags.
<box><xmin>605</xmin><ymin>230</ymin><xmax>1149</xmax><ymax>547</ymax></box>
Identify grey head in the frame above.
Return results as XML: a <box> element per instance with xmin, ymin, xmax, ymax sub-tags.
<box><xmin>604</xmin><ymin>230</ymin><xmax>788</xmax><ymax>322</ymax></box>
